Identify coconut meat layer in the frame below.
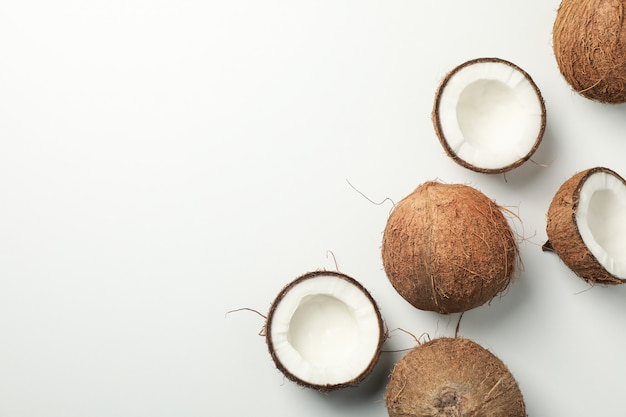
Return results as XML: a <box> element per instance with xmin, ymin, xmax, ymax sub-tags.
<box><xmin>269</xmin><ymin>274</ymin><xmax>381</xmax><ymax>386</ymax></box>
<box><xmin>437</xmin><ymin>61</ymin><xmax>543</xmax><ymax>170</ymax></box>
<box><xmin>576</xmin><ymin>171</ymin><xmax>626</xmax><ymax>278</ymax></box>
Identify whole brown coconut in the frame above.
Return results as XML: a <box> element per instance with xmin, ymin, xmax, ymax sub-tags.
<box><xmin>544</xmin><ymin>167</ymin><xmax>626</xmax><ymax>284</ymax></box>
<box><xmin>553</xmin><ymin>0</ymin><xmax>626</xmax><ymax>103</ymax></box>
<box><xmin>381</xmin><ymin>182</ymin><xmax>518</xmax><ymax>314</ymax></box>
<box><xmin>385</xmin><ymin>337</ymin><xmax>526</xmax><ymax>417</ymax></box>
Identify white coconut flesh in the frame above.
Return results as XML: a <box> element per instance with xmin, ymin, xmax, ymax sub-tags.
<box><xmin>269</xmin><ymin>274</ymin><xmax>381</xmax><ymax>386</ymax></box>
<box><xmin>437</xmin><ymin>61</ymin><xmax>544</xmax><ymax>170</ymax></box>
<box><xmin>576</xmin><ymin>171</ymin><xmax>626</xmax><ymax>278</ymax></box>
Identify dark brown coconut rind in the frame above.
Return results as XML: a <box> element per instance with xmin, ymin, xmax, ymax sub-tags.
<box><xmin>385</xmin><ymin>337</ymin><xmax>526</xmax><ymax>417</ymax></box>
<box><xmin>553</xmin><ymin>0</ymin><xmax>626</xmax><ymax>103</ymax></box>
<box><xmin>265</xmin><ymin>270</ymin><xmax>386</xmax><ymax>392</ymax></box>
<box><xmin>381</xmin><ymin>182</ymin><xmax>518</xmax><ymax>314</ymax></box>
<box><xmin>544</xmin><ymin>167</ymin><xmax>626</xmax><ymax>285</ymax></box>
<box><xmin>432</xmin><ymin>57</ymin><xmax>546</xmax><ymax>174</ymax></box>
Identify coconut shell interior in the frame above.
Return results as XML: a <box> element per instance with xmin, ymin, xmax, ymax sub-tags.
<box><xmin>545</xmin><ymin>167</ymin><xmax>626</xmax><ymax>284</ymax></box>
<box><xmin>265</xmin><ymin>271</ymin><xmax>386</xmax><ymax>392</ymax></box>
<box><xmin>432</xmin><ymin>57</ymin><xmax>546</xmax><ymax>174</ymax></box>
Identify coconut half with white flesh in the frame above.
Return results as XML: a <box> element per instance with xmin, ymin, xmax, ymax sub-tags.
<box><xmin>265</xmin><ymin>271</ymin><xmax>385</xmax><ymax>392</ymax></box>
<box><xmin>544</xmin><ymin>167</ymin><xmax>626</xmax><ymax>285</ymax></box>
<box><xmin>432</xmin><ymin>57</ymin><xmax>546</xmax><ymax>174</ymax></box>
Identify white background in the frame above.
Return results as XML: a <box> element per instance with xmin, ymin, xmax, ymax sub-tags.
<box><xmin>2</xmin><ymin>1</ymin><xmax>626</xmax><ymax>416</ymax></box>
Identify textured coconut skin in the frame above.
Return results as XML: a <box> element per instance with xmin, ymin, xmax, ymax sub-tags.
<box><xmin>385</xmin><ymin>337</ymin><xmax>526</xmax><ymax>417</ymax></box>
<box><xmin>544</xmin><ymin>167</ymin><xmax>625</xmax><ymax>285</ymax></box>
<box><xmin>432</xmin><ymin>57</ymin><xmax>546</xmax><ymax>174</ymax></box>
<box><xmin>265</xmin><ymin>271</ymin><xmax>386</xmax><ymax>392</ymax></box>
<box><xmin>553</xmin><ymin>0</ymin><xmax>626</xmax><ymax>103</ymax></box>
<box><xmin>382</xmin><ymin>182</ymin><xmax>518</xmax><ymax>314</ymax></box>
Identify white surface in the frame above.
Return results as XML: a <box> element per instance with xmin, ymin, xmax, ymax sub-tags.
<box><xmin>2</xmin><ymin>1</ymin><xmax>626</xmax><ymax>416</ymax></box>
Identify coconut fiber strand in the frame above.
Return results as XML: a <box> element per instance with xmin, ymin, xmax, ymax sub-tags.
<box><xmin>553</xmin><ymin>0</ymin><xmax>626</xmax><ymax>103</ymax></box>
<box><xmin>386</xmin><ymin>337</ymin><xmax>526</xmax><ymax>417</ymax></box>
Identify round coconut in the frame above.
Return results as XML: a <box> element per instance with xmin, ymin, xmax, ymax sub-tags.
<box><xmin>432</xmin><ymin>57</ymin><xmax>546</xmax><ymax>174</ymax></box>
<box><xmin>265</xmin><ymin>271</ymin><xmax>386</xmax><ymax>392</ymax></box>
<box><xmin>553</xmin><ymin>0</ymin><xmax>626</xmax><ymax>103</ymax></box>
<box><xmin>544</xmin><ymin>167</ymin><xmax>626</xmax><ymax>285</ymax></box>
<box><xmin>385</xmin><ymin>337</ymin><xmax>526</xmax><ymax>417</ymax></box>
<box><xmin>381</xmin><ymin>181</ymin><xmax>518</xmax><ymax>314</ymax></box>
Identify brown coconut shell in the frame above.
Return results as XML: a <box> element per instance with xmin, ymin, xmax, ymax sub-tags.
<box><xmin>381</xmin><ymin>182</ymin><xmax>518</xmax><ymax>314</ymax></box>
<box><xmin>265</xmin><ymin>271</ymin><xmax>386</xmax><ymax>392</ymax></box>
<box><xmin>553</xmin><ymin>0</ymin><xmax>626</xmax><ymax>103</ymax></box>
<box><xmin>385</xmin><ymin>337</ymin><xmax>526</xmax><ymax>417</ymax></box>
<box><xmin>432</xmin><ymin>57</ymin><xmax>546</xmax><ymax>174</ymax></box>
<box><xmin>544</xmin><ymin>167</ymin><xmax>626</xmax><ymax>285</ymax></box>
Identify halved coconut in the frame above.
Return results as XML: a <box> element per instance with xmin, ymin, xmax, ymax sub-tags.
<box><xmin>432</xmin><ymin>57</ymin><xmax>546</xmax><ymax>174</ymax></box>
<box><xmin>265</xmin><ymin>271</ymin><xmax>385</xmax><ymax>392</ymax></box>
<box><xmin>544</xmin><ymin>167</ymin><xmax>626</xmax><ymax>284</ymax></box>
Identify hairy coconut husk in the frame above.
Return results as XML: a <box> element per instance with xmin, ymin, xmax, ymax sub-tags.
<box><xmin>385</xmin><ymin>337</ymin><xmax>526</xmax><ymax>417</ymax></box>
<box><xmin>553</xmin><ymin>0</ymin><xmax>626</xmax><ymax>103</ymax></box>
<box><xmin>433</xmin><ymin>57</ymin><xmax>546</xmax><ymax>174</ymax></box>
<box><xmin>381</xmin><ymin>182</ymin><xmax>518</xmax><ymax>314</ymax></box>
<box><xmin>544</xmin><ymin>167</ymin><xmax>626</xmax><ymax>284</ymax></box>
<box><xmin>265</xmin><ymin>271</ymin><xmax>386</xmax><ymax>392</ymax></box>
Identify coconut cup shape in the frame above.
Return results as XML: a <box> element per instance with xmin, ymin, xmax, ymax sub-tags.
<box><xmin>432</xmin><ymin>57</ymin><xmax>546</xmax><ymax>174</ymax></box>
<box><xmin>265</xmin><ymin>271</ymin><xmax>385</xmax><ymax>392</ymax></box>
<box><xmin>385</xmin><ymin>337</ymin><xmax>526</xmax><ymax>417</ymax></box>
<box><xmin>553</xmin><ymin>0</ymin><xmax>626</xmax><ymax>103</ymax></box>
<box><xmin>545</xmin><ymin>167</ymin><xmax>626</xmax><ymax>284</ymax></box>
<box><xmin>382</xmin><ymin>181</ymin><xmax>519</xmax><ymax>314</ymax></box>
